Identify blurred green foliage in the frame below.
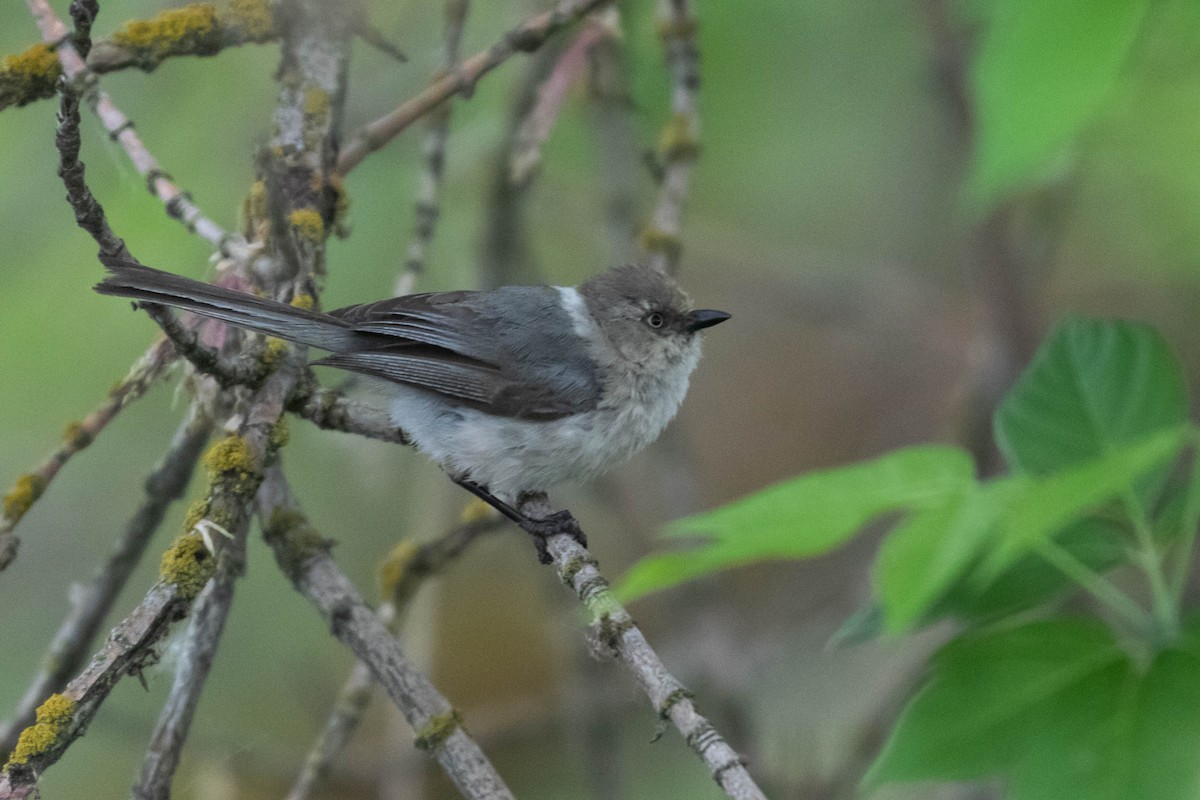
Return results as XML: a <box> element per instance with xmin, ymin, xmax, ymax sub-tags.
<box><xmin>624</xmin><ymin>315</ymin><xmax>1200</xmax><ymax>798</ymax></box>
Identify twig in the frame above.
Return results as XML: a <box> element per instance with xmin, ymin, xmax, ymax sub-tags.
<box><xmin>285</xmin><ymin>660</ymin><xmax>374</xmax><ymax>800</ymax></box>
<box><xmin>27</xmin><ymin>0</ymin><xmax>249</xmax><ymax>258</ymax></box>
<box><xmin>508</xmin><ymin>17</ymin><xmax>612</xmax><ymax>186</ymax></box>
<box><xmin>56</xmin><ymin>80</ymin><xmax>257</xmax><ymax>387</ymax></box>
<box><xmin>0</xmin><ymin>337</ymin><xmax>176</xmax><ymax>573</ymax></box>
<box><xmin>286</xmin><ymin>512</ymin><xmax>503</xmax><ymax>800</ymax></box>
<box><xmin>517</xmin><ymin>494</ymin><xmax>768</xmax><ymax>800</ymax></box>
<box><xmin>394</xmin><ymin>0</ymin><xmax>470</xmax><ymax>297</ymax></box>
<box><xmin>0</xmin><ymin>406</ymin><xmax>211</xmax><ymax>759</ymax></box>
<box><xmin>85</xmin><ymin>2</ymin><xmax>277</xmax><ymax>73</ymax></box>
<box><xmin>256</xmin><ymin>469</ymin><xmax>516</xmax><ymax>800</ymax></box>
<box><xmin>287</xmin><ymin>384</ymin><xmax>410</xmax><ymax>445</ymax></box>
<box><xmin>335</xmin><ymin>0</ymin><xmax>613</xmax><ymax>176</ymax></box>
<box><xmin>131</xmin><ymin>498</ymin><xmax>249</xmax><ymax>800</ymax></box>
<box><xmin>0</xmin><ymin>558</ymin><xmax>217</xmax><ymax>791</ymax></box>
<box><xmin>640</xmin><ymin>0</ymin><xmax>701</xmax><ymax>275</ymax></box>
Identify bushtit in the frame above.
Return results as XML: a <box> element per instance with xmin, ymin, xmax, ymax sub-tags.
<box><xmin>96</xmin><ymin>260</ymin><xmax>728</xmax><ymax>558</ymax></box>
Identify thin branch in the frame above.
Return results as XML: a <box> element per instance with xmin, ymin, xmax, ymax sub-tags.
<box><xmin>516</xmin><ymin>494</ymin><xmax>768</xmax><ymax>800</ymax></box>
<box><xmin>335</xmin><ymin>0</ymin><xmax>613</xmax><ymax>176</ymax></box>
<box><xmin>394</xmin><ymin>0</ymin><xmax>470</xmax><ymax>297</ymax></box>
<box><xmin>131</xmin><ymin>499</ymin><xmax>249</xmax><ymax>800</ymax></box>
<box><xmin>256</xmin><ymin>469</ymin><xmax>516</xmax><ymax>800</ymax></box>
<box><xmin>86</xmin><ymin>2</ymin><xmax>277</xmax><ymax>73</ymax></box>
<box><xmin>508</xmin><ymin>17</ymin><xmax>612</xmax><ymax>186</ymax></box>
<box><xmin>286</xmin><ymin>512</ymin><xmax>502</xmax><ymax>800</ymax></box>
<box><xmin>285</xmin><ymin>661</ymin><xmax>374</xmax><ymax>800</ymax></box>
<box><xmin>287</xmin><ymin>384</ymin><xmax>410</xmax><ymax>445</ymax></box>
<box><xmin>26</xmin><ymin>0</ymin><xmax>250</xmax><ymax>258</ymax></box>
<box><xmin>0</xmin><ymin>562</ymin><xmax>215</xmax><ymax>791</ymax></box>
<box><xmin>55</xmin><ymin>78</ymin><xmax>258</xmax><ymax>387</ymax></box>
<box><xmin>0</xmin><ymin>337</ymin><xmax>176</xmax><ymax>573</ymax></box>
<box><xmin>0</xmin><ymin>405</ymin><xmax>212</xmax><ymax>759</ymax></box>
<box><xmin>640</xmin><ymin>0</ymin><xmax>701</xmax><ymax>275</ymax></box>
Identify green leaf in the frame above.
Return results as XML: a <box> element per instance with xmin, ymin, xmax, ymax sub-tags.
<box><xmin>870</xmin><ymin>618</ymin><xmax>1200</xmax><ymax>800</ymax></box>
<box><xmin>983</xmin><ymin>427</ymin><xmax>1187</xmax><ymax>575</ymax></box>
<box><xmin>867</xmin><ymin>618</ymin><xmax>1124</xmax><ymax>785</ymax></box>
<box><xmin>875</xmin><ymin>477</ymin><xmax>1025</xmax><ymax>633</ymax></box>
<box><xmin>967</xmin><ymin>0</ymin><xmax>1149</xmax><ymax>207</ymax></box>
<box><xmin>615</xmin><ymin>446</ymin><xmax>975</xmax><ymax>601</ymax></box>
<box><xmin>995</xmin><ymin>318</ymin><xmax>1187</xmax><ymax>475</ymax></box>
<box><xmin>935</xmin><ymin>516</ymin><xmax>1127</xmax><ymax>624</ymax></box>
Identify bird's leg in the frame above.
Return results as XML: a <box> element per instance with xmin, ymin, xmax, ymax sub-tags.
<box><xmin>451</xmin><ymin>479</ymin><xmax>586</xmax><ymax>564</ymax></box>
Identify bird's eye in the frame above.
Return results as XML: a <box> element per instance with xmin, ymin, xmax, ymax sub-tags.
<box><xmin>646</xmin><ymin>311</ymin><xmax>665</xmax><ymax>329</ymax></box>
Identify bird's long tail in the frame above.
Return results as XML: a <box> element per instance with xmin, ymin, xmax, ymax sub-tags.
<box><xmin>94</xmin><ymin>259</ymin><xmax>356</xmax><ymax>352</ymax></box>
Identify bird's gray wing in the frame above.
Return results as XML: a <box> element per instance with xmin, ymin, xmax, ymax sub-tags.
<box><xmin>327</xmin><ymin>291</ymin><xmax>494</xmax><ymax>357</ymax></box>
<box><xmin>321</xmin><ymin>287</ymin><xmax>601</xmax><ymax>419</ymax></box>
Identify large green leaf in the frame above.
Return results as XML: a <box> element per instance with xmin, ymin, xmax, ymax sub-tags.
<box><xmin>874</xmin><ymin>477</ymin><xmax>1023</xmax><ymax>633</ymax></box>
<box><xmin>867</xmin><ymin>618</ymin><xmax>1124</xmax><ymax>784</ymax></box>
<box><xmin>615</xmin><ymin>446</ymin><xmax>974</xmax><ymax>601</ymax></box>
<box><xmin>933</xmin><ymin>516</ymin><xmax>1127</xmax><ymax>624</ymax></box>
<box><xmin>995</xmin><ymin>318</ymin><xmax>1187</xmax><ymax>475</ymax></box>
<box><xmin>983</xmin><ymin>427</ymin><xmax>1187</xmax><ymax>575</ymax></box>
<box><xmin>869</xmin><ymin>618</ymin><xmax>1200</xmax><ymax>800</ymax></box>
<box><xmin>875</xmin><ymin>429</ymin><xmax>1183</xmax><ymax>631</ymax></box>
<box><xmin>967</xmin><ymin>0</ymin><xmax>1149</xmax><ymax>207</ymax></box>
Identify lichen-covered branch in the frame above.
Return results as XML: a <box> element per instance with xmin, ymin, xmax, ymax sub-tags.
<box><xmin>516</xmin><ymin>494</ymin><xmax>768</xmax><ymax>800</ymax></box>
<box><xmin>0</xmin><ymin>534</ymin><xmax>220</xmax><ymax>792</ymax></box>
<box><xmin>0</xmin><ymin>406</ymin><xmax>211</xmax><ymax>759</ymax></box>
<box><xmin>0</xmin><ymin>42</ymin><xmax>61</xmax><ymax>110</ymax></box>
<box><xmin>394</xmin><ymin>0</ymin><xmax>470</xmax><ymax>297</ymax></box>
<box><xmin>27</xmin><ymin>0</ymin><xmax>249</xmax><ymax>258</ymax></box>
<box><xmin>256</xmin><ymin>470</ymin><xmax>515</xmax><ymax>800</ymax></box>
<box><xmin>0</xmin><ymin>337</ymin><xmax>177</xmax><ymax>573</ymax></box>
<box><xmin>131</xmin><ymin>496</ymin><xmax>248</xmax><ymax>800</ymax></box>
<box><xmin>286</xmin><ymin>509</ymin><xmax>502</xmax><ymax>800</ymax></box>
<box><xmin>335</xmin><ymin>0</ymin><xmax>613</xmax><ymax>176</ymax></box>
<box><xmin>640</xmin><ymin>0</ymin><xmax>701</xmax><ymax>275</ymax></box>
<box><xmin>86</xmin><ymin>0</ymin><xmax>276</xmax><ymax>73</ymax></box>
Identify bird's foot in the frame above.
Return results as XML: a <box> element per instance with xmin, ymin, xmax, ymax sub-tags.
<box><xmin>451</xmin><ymin>479</ymin><xmax>586</xmax><ymax>564</ymax></box>
<box><xmin>520</xmin><ymin>510</ymin><xmax>587</xmax><ymax>564</ymax></box>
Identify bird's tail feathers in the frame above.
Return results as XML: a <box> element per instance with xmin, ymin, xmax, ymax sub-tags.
<box><xmin>94</xmin><ymin>260</ymin><xmax>355</xmax><ymax>352</ymax></box>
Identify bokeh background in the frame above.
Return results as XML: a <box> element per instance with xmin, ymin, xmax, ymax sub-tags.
<box><xmin>2</xmin><ymin>0</ymin><xmax>1199</xmax><ymax>797</ymax></box>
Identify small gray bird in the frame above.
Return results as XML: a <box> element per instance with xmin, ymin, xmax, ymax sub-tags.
<box><xmin>95</xmin><ymin>260</ymin><xmax>728</xmax><ymax>557</ymax></box>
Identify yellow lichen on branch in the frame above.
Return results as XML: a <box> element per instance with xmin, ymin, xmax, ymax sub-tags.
<box><xmin>159</xmin><ymin>533</ymin><xmax>215</xmax><ymax>599</ymax></box>
<box><xmin>290</xmin><ymin>291</ymin><xmax>316</xmax><ymax>310</ymax></box>
<box><xmin>2</xmin><ymin>474</ymin><xmax>47</xmax><ymax>523</ymax></box>
<box><xmin>0</xmin><ymin>43</ymin><xmax>62</xmax><ymax>110</ymax></box>
<box><xmin>377</xmin><ymin>539</ymin><xmax>420</xmax><ymax>601</ymax></box>
<box><xmin>657</xmin><ymin>111</ymin><xmax>701</xmax><ymax>163</ymax></box>
<box><xmin>263</xmin><ymin>507</ymin><xmax>332</xmax><ymax>581</ymax></box>
<box><xmin>202</xmin><ymin>434</ymin><xmax>256</xmax><ymax>492</ymax></box>
<box><xmin>95</xmin><ymin>0</ymin><xmax>276</xmax><ymax>72</ymax></box>
<box><xmin>110</xmin><ymin>4</ymin><xmax>221</xmax><ymax>65</ymax></box>
<box><xmin>5</xmin><ymin>693</ymin><xmax>76</xmax><ymax>767</ymax></box>
<box><xmin>288</xmin><ymin>208</ymin><xmax>325</xmax><ymax>244</ymax></box>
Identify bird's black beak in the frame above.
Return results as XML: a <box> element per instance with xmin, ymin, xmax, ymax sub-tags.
<box><xmin>687</xmin><ymin>309</ymin><xmax>731</xmax><ymax>332</ymax></box>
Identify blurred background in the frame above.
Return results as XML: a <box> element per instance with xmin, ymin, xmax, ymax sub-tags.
<box><xmin>2</xmin><ymin>0</ymin><xmax>1199</xmax><ymax>797</ymax></box>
